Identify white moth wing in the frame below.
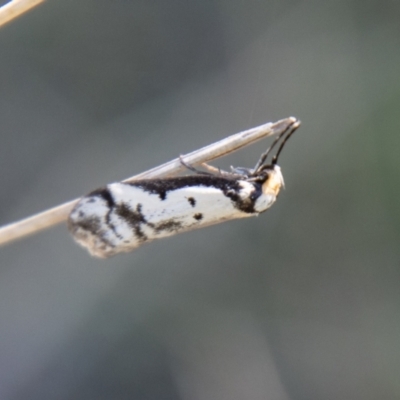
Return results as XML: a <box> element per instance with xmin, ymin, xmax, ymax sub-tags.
<box><xmin>107</xmin><ymin>183</ymin><xmax>251</xmax><ymax>244</ymax></box>
<box><xmin>68</xmin><ymin>168</ymin><xmax>283</xmax><ymax>258</ymax></box>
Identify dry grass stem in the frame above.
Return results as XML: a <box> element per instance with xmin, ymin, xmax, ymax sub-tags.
<box><xmin>0</xmin><ymin>0</ymin><xmax>45</xmax><ymax>28</ymax></box>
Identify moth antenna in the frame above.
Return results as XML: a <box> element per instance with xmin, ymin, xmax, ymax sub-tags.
<box><xmin>271</xmin><ymin>120</ymin><xmax>300</xmax><ymax>165</ymax></box>
<box><xmin>252</xmin><ymin>119</ymin><xmax>299</xmax><ymax>173</ymax></box>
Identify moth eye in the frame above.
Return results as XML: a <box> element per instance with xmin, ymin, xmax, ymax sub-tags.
<box><xmin>257</xmin><ymin>172</ymin><xmax>269</xmax><ymax>182</ymax></box>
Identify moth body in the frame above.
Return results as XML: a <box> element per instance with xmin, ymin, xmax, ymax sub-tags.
<box><xmin>68</xmin><ymin>168</ymin><xmax>283</xmax><ymax>258</ymax></box>
<box><xmin>68</xmin><ymin>119</ymin><xmax>299</xmax><ymax>258</ymax></box>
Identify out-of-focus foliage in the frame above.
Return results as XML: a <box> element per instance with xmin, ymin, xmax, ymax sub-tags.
<box><xmin>1</xmin><ymin>1</ymin><xmax>400</xmax><ymax>399</ymax></box>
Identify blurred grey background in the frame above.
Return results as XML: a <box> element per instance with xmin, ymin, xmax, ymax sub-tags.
<box><xmin>0</xmin><ymin>0</ymin><xmax>400</xmax><ymax>399</ymax></box>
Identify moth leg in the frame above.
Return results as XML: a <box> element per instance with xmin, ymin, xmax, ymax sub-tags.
<box><xmin>180</xmin><ymin>156</ymin><xmax>241</xmax><ymax>178</ymax></box>
<box><xmin>200</xmin><ymin>162</ymin><xmax>229</xmax><ymax>175</ymax></box>
<box><xmin>179</xmin><ymin>155</ymin><xmax>214</xmax><ymax>176</ymax></box>
<box><xmin>199</xmin><ymin>162</ymin><xmax>219</xmax><ymax>173</ymax></box>
<box><xmin>198</xmin><ymin>162</ymin><xmax>246</xmax><ymax>179</ymax></box>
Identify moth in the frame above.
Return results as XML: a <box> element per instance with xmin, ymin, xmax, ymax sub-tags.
<box><xmin>68</xmin><ymin>120</ymin><xmax>300</xmax><ymax>257</ymax></box>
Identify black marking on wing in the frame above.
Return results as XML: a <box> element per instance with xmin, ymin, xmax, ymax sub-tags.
<box><xmin>115</xmin><ymin>203</ymin><xmax>148</xmax><ymax>242</ymax></box>
<box><xmin>69</xmin><ymin>173</ymin><xmax>267</xmax><ymax>255</ymax></box>
<box><xmin>153</xmin><ymin>219</ymin><xmax>183</xmax><ymax>233</ymax></box>
<box><xmin>89</xmin><ymin>187</ymin><xmax>123</xmax><ymax>240</ymax></box>
<box><xmin>223</xmin><ymin>186</ymin><xmax>263</xmax><ymax>214</ymax></box>
<box><xmin>68</xmin><ymin>187</ymin><xmax>120</xmax><ymax>244</ymax></box>
<box><xmin>130</xmin><ymin>175</ymin><xmax>264</xmax><ymax>213</ymax></box>
<box><xmin>68</xmin><ymin>214</ymin><xmax>116</xmax><ymax>250</ymax></box>
<box><xmin>89</xmin><ymin>187</ymin><xmax>115</xmax><ymax>209</ymax></box>
<box><xmin>71</xmin><ymin>215</ymin><xmax>102</xmax><ymax>236</ymax></box>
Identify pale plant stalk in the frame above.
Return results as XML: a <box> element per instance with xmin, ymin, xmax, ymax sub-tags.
<box><xmin>0</xmin><ymin>0</ymin><xmax>45</xmax><ymax>28</ymax></box>
<box><xmin>0</xmin><ymin>117</ymin><xmax>298</xmax><ymax>246</ymax></box>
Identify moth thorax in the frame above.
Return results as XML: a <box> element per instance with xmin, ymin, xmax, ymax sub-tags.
<box><xmin>262</xmin><ymin>165</ymin><xmax>284</xmax><ymax>197</ymax></box>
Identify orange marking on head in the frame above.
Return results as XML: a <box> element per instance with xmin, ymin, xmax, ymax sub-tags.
<box><xmin>262</xmin><ymin>166</ymin><xmax>284</xmax><ymax>197</ymax></box>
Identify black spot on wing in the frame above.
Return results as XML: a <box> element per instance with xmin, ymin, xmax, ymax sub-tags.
<box><xmin>188</xmin><ymin>197</ymin><xmax>196</xmax><ymax>207</ymax></box>
<box><xmin>193</xmin><ymin>213</ymin><xmax>203</xmax><ymax>220</ymax></box>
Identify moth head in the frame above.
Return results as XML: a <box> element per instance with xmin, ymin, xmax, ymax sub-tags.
<box><xmin>259</xmin><ymin>165</ymin><xmax>284</xmax><ymax>197</ymax></box>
